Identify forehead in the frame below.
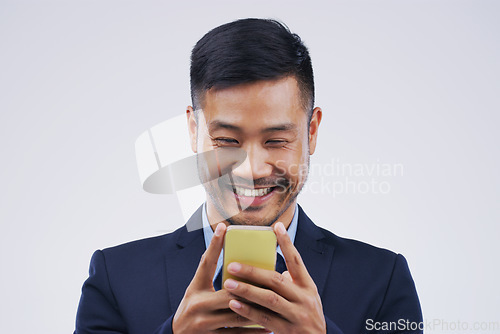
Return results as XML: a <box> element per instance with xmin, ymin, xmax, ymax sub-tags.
<box><xmin>201</xmin><ymin>76</ymin><xmax>306</xmax><ymax>130</ymax></box>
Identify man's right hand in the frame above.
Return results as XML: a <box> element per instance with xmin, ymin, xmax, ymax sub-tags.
<box><xmin>172</xmin><ymin>223</ymin><xmax>271</xmax><ymax>334</ymax></box>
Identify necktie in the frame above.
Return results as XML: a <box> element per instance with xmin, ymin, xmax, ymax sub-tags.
<box><xmin>275</xmin><ymin>253</ymin><xmax>287</xmax><ymax>274</ymax></box>
<box><xmin>213</xmin><ymin>253</ymin><xmax>287</xmax><ymax>290</ymax></box>
<box><xmin>213</xmin><ymin>269</ymin><xmax>223</xmax><ymax>291</ymax></box>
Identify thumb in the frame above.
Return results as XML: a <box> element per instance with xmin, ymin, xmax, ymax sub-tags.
<box><xmin>192</xmin><ymin>223</ymin><xmax>226</xmax><ymax>290</ymax></box>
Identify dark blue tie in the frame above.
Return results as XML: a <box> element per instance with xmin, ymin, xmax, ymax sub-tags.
<box><xmin>213</xmin><ymin>253</ymin><xmax>287</xmax><ymax>290</ymax></box>
<box><xmin>275</xmin><ymin>253</ymin><xmax>287</xmax><ymax>274</ymax></box>
<box><xmin>213</xmin><ymin>269</ymin><xmax>223</xmax><ymax>291</ymax></box>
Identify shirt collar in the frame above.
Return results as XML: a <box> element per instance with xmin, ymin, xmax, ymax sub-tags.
<box><xmin>202</xmin><ymin>202</ymin><xmax>299</xmax><ymax>283</ymax></box>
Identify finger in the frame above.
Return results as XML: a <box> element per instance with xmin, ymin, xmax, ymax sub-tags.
<box><xmin>228</xmin><ymin>299</ymin><xmax>288</xmax><ymax>334</ymax></box>
<box><xmin>201</xmin><ymin>309</ymin><xmax>256</xmax><ymax>329</ymax></box>
<box><xmin>210</xmin><ymin>288</ymin><xmax>273</xmax><ymax>311</ymax></box>
<box><xmin>274</xmin><ymin>222</ymin><xmax>313</xmax><ymax>286</ymax></box>
<box><xmin>197</xmin><ymin>289</ymin><xmax>240</xmax><ymax>310</ymax></box>
<box><xmin>282</xmin><ymin>271</ymin><xmax>292</xmax><ymax>282</ymax></box>
<box><xmin>192</xmin><ymin>223</ymin><xmax>226</xmax><ymax>289</ymax></box>
<box><xmin>224</xmin><ymin>279</ymin><xmax>295</xmax><ymax>320</ymax></box>
<box><xmin>226</xmin><ymin>263</ymin><xmax>299</xmax><ymax>301</ymax></box>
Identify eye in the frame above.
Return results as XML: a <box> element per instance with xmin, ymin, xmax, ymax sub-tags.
<box><xmin>266</xmin><ymin>139</ymin><xmax>288</xmax><ymax>146</ymax></box>
<box><xmin>213</xmin><ymin>138</ymin><xmax>239</xmax><ymax>145</ymax></box>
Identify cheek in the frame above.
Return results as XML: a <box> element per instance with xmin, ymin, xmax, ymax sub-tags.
<box><xmin>286</xmin><ymin>164</ymin><xmax>308</xmax><ymax>188</ymax></box>
<box><xmin>286</xmin><ymin>163</ymin><xmax>301</xmax><ymax>180</ymax></box>
<box><xmin>196</xmin><ymin>136</ymin><xmax>214</xmax><ymax>154</ymax></box>
<box><xmin>273</xmin><ymin>143</ymin><xmax>308</xmax><ymax>176</ymax></box>
<box><xmin>274</xmin><ymin>159</ymin><xmax>308</xmax><ymax>187</ymax></box>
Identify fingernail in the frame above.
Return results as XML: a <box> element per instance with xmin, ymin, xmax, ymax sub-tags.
<box><xmin>276</xmin><ymin>222</ymin><xmax>286</xmax><ymax>235</ymax></box>
<box><xmin>224</xmin><ymin>279</ymin><xmax>238</xmax><ymax>290</ymax></box>
<box><xmin>215</xmin><ymin>223</ymin><xmax>224</xmax><ymax>237</ymax></box>
<box><xmin>229</xmin><ymin>300</ymin><xmax>242</xmax><ymax>309</ymax></box>
<box><xmin>228</xmin><ymin>262</ymin><xmax>241</xmax><ymax>273</ymax></box>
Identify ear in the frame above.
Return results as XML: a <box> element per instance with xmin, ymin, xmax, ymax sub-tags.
<box><xmin>308</xmin><ymin>107</ymin><xmax>322</xmax><ymax>155</ymax></box>
<box><xmin>186</xmin><ymin>106</ymin><xmax>197</xmax><ymax>153</ymax></box>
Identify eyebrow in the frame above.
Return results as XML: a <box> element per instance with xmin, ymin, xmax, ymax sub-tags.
<box><xmin>208</xmin><ymin>120</ymin><xmax>297</xmax><ymax>133</ymax></box>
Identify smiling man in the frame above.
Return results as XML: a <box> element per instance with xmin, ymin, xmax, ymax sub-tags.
<box><xmin>75</xmin><ymin>18</ymin><xmax>423</xmax><ymax>334</ymax></box>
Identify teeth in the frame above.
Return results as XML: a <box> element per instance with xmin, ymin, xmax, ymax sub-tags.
<box><xmin>233</xmin><ymin>186</ymin><xmax>273</xmax><ymax>197</ymax></box>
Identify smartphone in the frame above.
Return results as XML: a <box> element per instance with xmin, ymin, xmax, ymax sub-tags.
<box><xmin>222</xmin><ymin>225</ymin><xmax>277</xmax><ymax>286</ymax></box>
<box><xmin>222</xmin><ymin>225</ymin><xmax>277</xmax><ymax>328</ymax></box>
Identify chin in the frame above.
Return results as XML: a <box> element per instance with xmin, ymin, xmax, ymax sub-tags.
<box><xmin>227</xmin><ymin>200</ymin><xmax>292</xmax><ymax>226</ymax></box>
<box><xmin>226</xmin><ymin>214</ymin><xmax>276</xmax><ymax>227</ymax></box>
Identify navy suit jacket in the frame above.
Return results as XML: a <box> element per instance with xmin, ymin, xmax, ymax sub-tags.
<box><xmin>75</xmin><ymin>205</ymin><xmax>423</xmax><ymax>333</ymax></box>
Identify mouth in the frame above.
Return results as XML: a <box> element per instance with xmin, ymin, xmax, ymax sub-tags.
<box><xmin>232</xmin><ymin>185</ymin><xmax>275</xmax><ymax>197</ymax></box>
<box><xmin>228</xmin><ymin>185</ymin><xmax>279</xmax><ymax>208</ymax></box>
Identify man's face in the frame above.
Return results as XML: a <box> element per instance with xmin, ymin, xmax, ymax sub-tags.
<box><xmin>187</xmin><ymin>76</ymin><xmax>321</xmax><ymax>226</ymax></box>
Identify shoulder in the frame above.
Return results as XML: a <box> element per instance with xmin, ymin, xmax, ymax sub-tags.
<box><xmin>318</xmin><ymin>226</ymin><xmax>408</xmax><ymax>283</ymax></box>
<box><xmin>298</xmin><ymin>206</ymin><xmax>418</xmax><ymax>295</ymax></box>
<box><xmin>320</xmin><ymin>225</ymin><xmax>397</xmax><ymax>262</ymax></box>
<box><xmin>97</xmin><ymin>225</ymin><xmax>187</xmax><ymax>268</ymax></box>
<box><xmin>297</xmin><ymin>207</ymin><xmax>422</xmax><ymax>328</ymax></box>
<box><xmin>99</xmin><ymin>204</ymin><xmax>205</xmax><ymax>263</ymax></box>
<box><xmin>297</xmin><ymin>205</ymin><xmax>400</xmax><ymax>267</ymax></box>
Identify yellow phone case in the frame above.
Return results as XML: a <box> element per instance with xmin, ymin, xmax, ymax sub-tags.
<box><xmin>222</xmin><ymin>225</ymin><xmax>277</xmax><ymax>284</ymax></box>
<box><xmin>222</xmin><ymin>225</ymin><xmax>277</xmax><ymax>329</ymax></box>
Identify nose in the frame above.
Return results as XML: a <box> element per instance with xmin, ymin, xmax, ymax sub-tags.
<box><xmin>231</xmin><ymin>145</ymin><xmax>272</xmax><ymax>183</ymax></box>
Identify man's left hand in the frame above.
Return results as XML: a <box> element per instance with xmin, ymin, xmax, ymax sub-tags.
<box><xmin>224</xmin><ymin>222</ymin><xmax>327</xmax><ymax>334</ymax></box>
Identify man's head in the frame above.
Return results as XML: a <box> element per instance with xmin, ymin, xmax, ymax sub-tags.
<box><xmin>187</xmin><ymin>18</ymin><xmax>322</xmax><ymax>227</ymax></box>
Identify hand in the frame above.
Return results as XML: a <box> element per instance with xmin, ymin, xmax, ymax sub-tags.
<box><xmin>223</xmin><ymin>222</ymin><xmax>327</xmax><ymax>334</ymax></box>
<box><xmin>172</xmin><ymin>223</ymin><xmax>271</xmax><ymax>334</ymax></box>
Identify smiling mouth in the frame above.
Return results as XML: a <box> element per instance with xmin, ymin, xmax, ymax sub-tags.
<box><xmin>232</xmin><ymin>185</ymin><xmax>276</xmax><ymax>197</ymax></box>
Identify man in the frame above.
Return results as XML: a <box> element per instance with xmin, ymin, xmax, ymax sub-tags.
<box><xmin>75</xmin><ymin>18</ymin><xmax>423</xmax><ymax>333</ymax></box>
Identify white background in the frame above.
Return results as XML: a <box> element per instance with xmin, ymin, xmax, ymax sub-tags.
<box><xmin>0</xmin><ymin>0</ymin><xmax>499</xmax><ymax>333</ymax></box>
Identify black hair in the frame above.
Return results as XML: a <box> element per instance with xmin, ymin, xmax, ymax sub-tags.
<box><xmin>190</xmin><ymin>18</ymin><xmax>314</xmax><ymax>119</ymax></box>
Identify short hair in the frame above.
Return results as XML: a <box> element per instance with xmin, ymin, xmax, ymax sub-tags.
<box><xmin>190</xmin><ymin>18</ymin><xmax>315</xmax><ymax>120</ymax></box>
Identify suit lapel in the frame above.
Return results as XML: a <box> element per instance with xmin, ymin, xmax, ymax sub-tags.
<box><xmin>294</xmin><ymin>205</ymin><xmax>335</xmax><ymax>296</ymax></box>
<box><xmin>165</xmin><ymin>205</ymin><xmax>206</xmax><ymax>311</ymax></box>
